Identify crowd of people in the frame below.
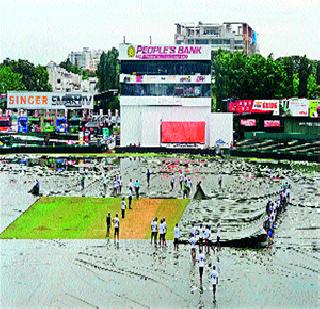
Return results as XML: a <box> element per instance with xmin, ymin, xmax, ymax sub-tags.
<box><xmin>263</xmin><ymin>182</ymin><xmax>291</xmax><ymax>245</ymax></box>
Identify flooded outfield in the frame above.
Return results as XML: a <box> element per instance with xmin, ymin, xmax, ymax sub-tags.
<box><xmin>0</xmin><ymin>155</ymin><xmax>319</xmax><ymax>307</ymax></box>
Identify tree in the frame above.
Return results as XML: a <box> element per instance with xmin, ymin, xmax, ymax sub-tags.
<box><xmin>2</xmin><ymin>58</ymin><xmax>52</xmax><ymax>91</ymax></box>
<box><xmin>0</xmin><ymin>66</ymin><xmax>26</xmax><ymax>92</ymax></box>
<box><xmin>0</xmin><ymin>66</ymin><xmax>26</xmax><ymax>109</ymax></box>
<box><xmin>97</xmin><ymin>47</ymin><xmax>119</xmax><ymax>92</ymax></box>
<box><xmin>298</xmin><ymin>56</ymin><xmax>311</xmax><ymax>98</ymax></box>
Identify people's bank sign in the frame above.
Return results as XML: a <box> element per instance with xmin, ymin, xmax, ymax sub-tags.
<box><xmin>121</xmin><ymin>44</ymin><xmax>210</xmax><ymax>60</ymax></box>
<box><xmin>7</xmin><ymin>92</ymin><xmax>93</xmax><ymax>110</ymax></box>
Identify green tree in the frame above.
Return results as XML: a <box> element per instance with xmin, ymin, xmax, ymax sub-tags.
<box><xmin>0</xmin><ymin>66</ymin><xmax>26</xmax><ymax>92</ymax></box>
<box><xmin>298</xmin><ymin>56</ymin><xmax>311</xmax><ymax>98</ymax></box>
<box><xmin>2</xmin><ymin>58</ymin><xmax>52</xmax><ymax>91</ymax></box>
<box><xmin>97</xmin><ymin>47</ymin><xmax>119</xmax><ymax>92</ymax></box>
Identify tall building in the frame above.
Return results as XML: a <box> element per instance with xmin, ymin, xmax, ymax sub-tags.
<box><xmin>118</xmin><ymin>43</ymin><xmax>233</xmax><ymax>148</ymax></box>
<box><xmin>68</xmin><ymin>47</ymin><xmax>103</xmax><ymax>72</ymax></box>
<box><xmin>174</xmin><ymin>22</ymin><xmax>258</xmax><ymax>55</ymax></box>
<box><xmin>46</xmin><ymin>61</ymin><xmax>98</xmax><ymax>93</ymax></box>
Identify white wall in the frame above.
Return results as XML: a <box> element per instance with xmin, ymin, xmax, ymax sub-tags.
<box><xmin>120</xmin><ymin>102</ymin><xmax>211</xmax><ymax>147</ymax></box>
<box><xmin>208</xmin><ymin>112</ymin><xmax>233</xmax><ymax>148</ymax></box>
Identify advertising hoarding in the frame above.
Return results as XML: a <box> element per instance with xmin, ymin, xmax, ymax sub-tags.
<box><xmin>119</xmin><ymin>44</ymin><xmax>211</xmax><ymax>61</ymax></box>
<box><xmin>240</xmin><ymin>119</ymin><xmax>257</xmax><ymax>126</ymax></box>
<box><xmin>264</xmin><ymin>120</ymin><xmax>281</xmax><ymax>128</ymax></box>
<box><xmin>251</xmin><ymin>100</ymin><xmax>279</xmax><ymax>115</ymax></box>
<box><xmin>309</xmin><ymin>100</ymin><xmax>320</xmax><ymax>118</ymax></box>
<box><xmin>282</xmin><ymin>99</ymin><xmax>309</xmax><ymax>117</ymax></box>
<box><xmin>228</xmin><ymin>100</ymin><xmax>254</xmax><ymax>114</ymax></box>
<box><xmin>120</xmin><ymin>74</ymin><xmax>211</xmax><ymax>84</ymax></box>
<box><xmin>7</xmin><ymin>92</ymin><xmax>94</xmax><ymax>110</ymax></box>
<box><xmin>161</xmin><ymin>121</ymin><xmax>205</xmax><ymax>143</ymax></box>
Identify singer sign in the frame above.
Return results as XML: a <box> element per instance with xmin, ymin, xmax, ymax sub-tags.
<box><xmin>7</xmin><ymin>92</ymin><xmax>93</xmax><ymax>110</ymax></box>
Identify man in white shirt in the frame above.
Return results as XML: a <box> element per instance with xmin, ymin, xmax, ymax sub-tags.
<box><xmin>151</xmin><ymin>217</ymin><xmax>158</xmax><ymax>247</ymax></box>
<box><xmin>159</xmin><ymin>219</ymin><xmax>164</xmax><ymax>247</ymax></box>
<box><xmin>128</xmin><ymin>189</ymin><xmax>133</xmax><ymax>209</ymax></box>
<box><xmin>170</xmin><ymin>173</ymin><xmax>174</xmax><ymax>191</ymax></box>
<box><xmin>210</xmin><ymin>265</ymin><xmax>219</xmax><ymax>301</ymax></box>
<box><xmin>121</xmin><ymin>197</ymin><xmax>126</xmax><ymax>219</ymax></box>
<box><xmin>179</xmin><ymin>172</ymin><xmax>184</xmax><ymax>190</ymax></box>
<box><xmin>190</xmin><ymin>234</ymin><xmax>197</xmax><ymax>263</ymax></box>
<box><xmin>198</xmin><ymin>249</ymin><xmax>205</xmax><ymax>286</ymax></box>
<box><xmin>204</xmin><ymin>225</ymin><xmax>211</xmax><ymax>253</ymax></box>
<box><xmin>163</xmin><ymin>218</ymin><xmax>167</xmax><ymax>247</ymax></box>
<box><xmin>173</xmin><ymin>223</ymin><xmax>180</xmax><ymax>251</ymax></box>
<box><xmin>128</xmin><ymin>179</ymin><xmax>134</xmax><ymax>192</ymax></box>
<box><xmin>113</xmin><ymin>177</ymin><xmax>118</xmax><ymax>196</ymax></box>
<box><xmin>113</xmin><ymin>213</ymin><xmax>120</xmax><ymax>243</ymax></box>
<box><xmin>103</xmin><ymin>174</ymin><xmax>108</xmax><ymax>195</ymax></box>
<box><xmin>190</xmin><ymin>223</ymin><xmax>196</xmax><ymax>237</ymax></box>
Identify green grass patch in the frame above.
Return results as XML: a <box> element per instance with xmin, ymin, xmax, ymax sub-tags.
<box><xmin>0</xmin><ymin>197</ymin><xmax>189</xmax><ymax>239</ymax></box>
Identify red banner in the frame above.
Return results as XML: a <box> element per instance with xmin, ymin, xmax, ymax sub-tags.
<box><xmin>264</xmin><ymin>120</ymin><xmax>280</xmax><ymax>128</ymax></box>
<box><xmin>161</xmin><ymin>121</ymin><xmax>205</xmax><ymax>143</ymax></box>
<box><xmin>240</xmin><ymin>119</ymin><xmax>256</xmax><ymax>126</ymax></box>
<box><xmin>228</xmin><ymin>100</ymin><xmax>254</xmax><ymax>114</ymax></box>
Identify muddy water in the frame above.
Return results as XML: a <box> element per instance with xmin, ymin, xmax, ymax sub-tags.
<box><xmin>0</xmin><ymin>155</ymin><xmax>319</xmax><ymax>307</ymax></box>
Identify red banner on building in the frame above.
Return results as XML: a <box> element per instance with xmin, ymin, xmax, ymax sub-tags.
<box><xmin>240</xmin><ymin>119</ymin><xmax>256</xmax><ymax>126</ymax></box>
<box><xmin>161</xmin><ymin>121</ymin><xmax>205</xmax><ymax>143</ymax></box>
<box><xmin>264</xmin><ymin>120</ymin><xmax>280</xmax><ymax>127</ymax></box>
<box><xmin>228</xmin><ymin>100</ymin><xmax>254</xmax><ymax>114</ymax></box>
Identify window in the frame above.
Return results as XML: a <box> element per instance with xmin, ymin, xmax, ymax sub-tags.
<box><xmin>120</xmin><ymin>83</ymin><xmax>211</xmax><ymax>97</ymax></box>
<box><xmin>196</xmin><ymin>39</ymin><xmax>209</xmax><ymax>44</ymax></box>
<box><xmin>187</xmin><ymin>39</ymin><xmax>195</xmax><ymax>44</ymax></box>
<box><xmin>120</xmin><ymin>60</ymin><xmax>211</xmax><ymax>75</ymax></box>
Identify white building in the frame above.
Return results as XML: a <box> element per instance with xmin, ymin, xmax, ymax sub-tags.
<box><xmin>68</xmin><ymin>47</ymin><xmax>103</xmax><ymax>72</ymax></box>
<box><xmin>119</xmin><ymin>43</ymin><xmax>233</xmax><ymax>148</ymax></box>
<box><xmin>46</xmin><ymin>61</ymin><xmax>98</xmax><ymax>93</ymax></box>
<box><xmin>174</xmin><ymin>22</ymin><xmax>258</xmax><ymax>55</ymax></box>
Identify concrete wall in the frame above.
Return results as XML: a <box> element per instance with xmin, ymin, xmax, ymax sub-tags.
<box><xmin>120</xmin><ymin>101</ymin><xmax>211</xmax><ymax>147</ymax></box>
<box><xmin>208</xmin><ymin>112</ymin><xmax>233</xmax><ymax>148</ymax></box>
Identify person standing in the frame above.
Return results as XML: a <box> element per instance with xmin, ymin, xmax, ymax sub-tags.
<box><xmin>146</xmin><ymin>169</ymin><xmax>151</xmax><ymax>187</ymax></box>
<box><xmin>170</xmin><ymin>173</ymin><xmax>174</xmax><ymax>191</ymax></box>
<box><xmin>106</xmin><ymin>212</ymin><xmax>111</xmax><ymax>238</ymax></box>
<box><xmin>179</xmin><ymin>172</ymin><xmax>184</xmax><ymax>190</ymax></box>
<box><xmin>113</xmin><ymin>213</ymin><xmax>120</xmax><ymax>244</ymax></box>
<box><xmin>173</xmin><ymin>223</ymin><xmax>180</xmax><ymax>251</ymax></box>
<box><xmin>80</xmin><ymin>175</ymin><xmax>85</xmax><ymax>191</ymax></box>
<box><xmin>121</xmin><ymin>197</ymin><xmax>126</xmax><ymax>219</ymax></box>
<box><xmin>134</xmin><ymin>179</ymin><xmax>140</xmax><ymax>199</ymax></box>
<box><xmin>190</xmin><ymin>223</ymin><xmax>196</xmax><ymax>237</ymax></box>
<box><xmin>150</xmin><ymin>218</ymin><xmax>155</xmax><ymax>244</ymax></box>
<box><xmin>163</xmin><ymin>217</ymin><xmax>167</xmax><ymax>247</ymax></box>
<box><xmin>128</xmin><ymin>189</ymin><xmax>133</xmax><ymax>209</ymax></box>
<box><xmin>216</xmin><ymin>223</ymin><xmax>221</xmax><ymax>251</ymax></box>
<box><xmin>183</xmin><ymin>179</ymin><xmax>188</xmax><ymax>198</ymax></box>
<box><xmin>103</xmin><ymin>174</ymin><xmax>108</xmax><ymax>195</ymax></box>
<box><xmin>151</xmin><ymin>217</ymin><xmax>158</xmax><ymax>247</ymax></box>
<box><xmin>159</xmin><ymin>219</ymin><xmax>164</xmax><ymax>247</ymax></box>
<box><xmin>190</xmin><ymin>233</ymin><xmax>197</xmax><ymax>263</ymax></box>
<box><xmin>210</xmin><ymin>265</ymin><xmax>219</xmax><ymax>301</ymax></box>
<box><xmin>218</xmin><ymin>173</ymin><xmax>222</xmax><ymax>189</ymax></box>
<box><xmin>204</xmin><ymin>225</ymin><xmax>211</xmax><ymax>253</ymax></box>
<box><xmin>198</xmin><ymin>223</ymin><xmax>204</xmax><ymax>249</ymax></box>
<box><xmin>128</xmin><ymin>179</ymin><xmax>134</xmax><ymax>192</ymax></box>
<box><xmin>198</xmin><ymin>249</ymin><xmax>206</xmax><ymax>286</ymax></box>
<box><xmin>118</xmin><ymin>176</ymin><xmax>122</xmax><ymax>194</ymax></box>
<box><xmin>187</xmin><ymin>176</ymin><xmax>192</xmax><ymax>196</ymax></box>
<box><xmin>113</xmin><ymin>176</ymin><xmax>118</xmax><ymax>196</ymax></box>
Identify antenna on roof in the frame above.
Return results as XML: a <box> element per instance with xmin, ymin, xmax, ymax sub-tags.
<box><xmin>123</xmin><ymin>36</ymin><xmax>126</xmax><ymax>43</ymax></box>
<box><xmin>149</xmin><ymin>36</ymin><xmax>152</xmax><ymax>44</ymax></box>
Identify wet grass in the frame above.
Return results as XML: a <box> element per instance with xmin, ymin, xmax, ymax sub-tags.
<box><xmin>0</xmin><ymin>197</ymin><xmax>189</xmax><ymax>239</ymax></box>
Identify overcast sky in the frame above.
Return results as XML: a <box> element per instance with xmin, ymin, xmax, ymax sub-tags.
<box><xmin>1</xmin><ymin>0</ymin><xmax>319</xmax><ymax>65</ymax></box>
